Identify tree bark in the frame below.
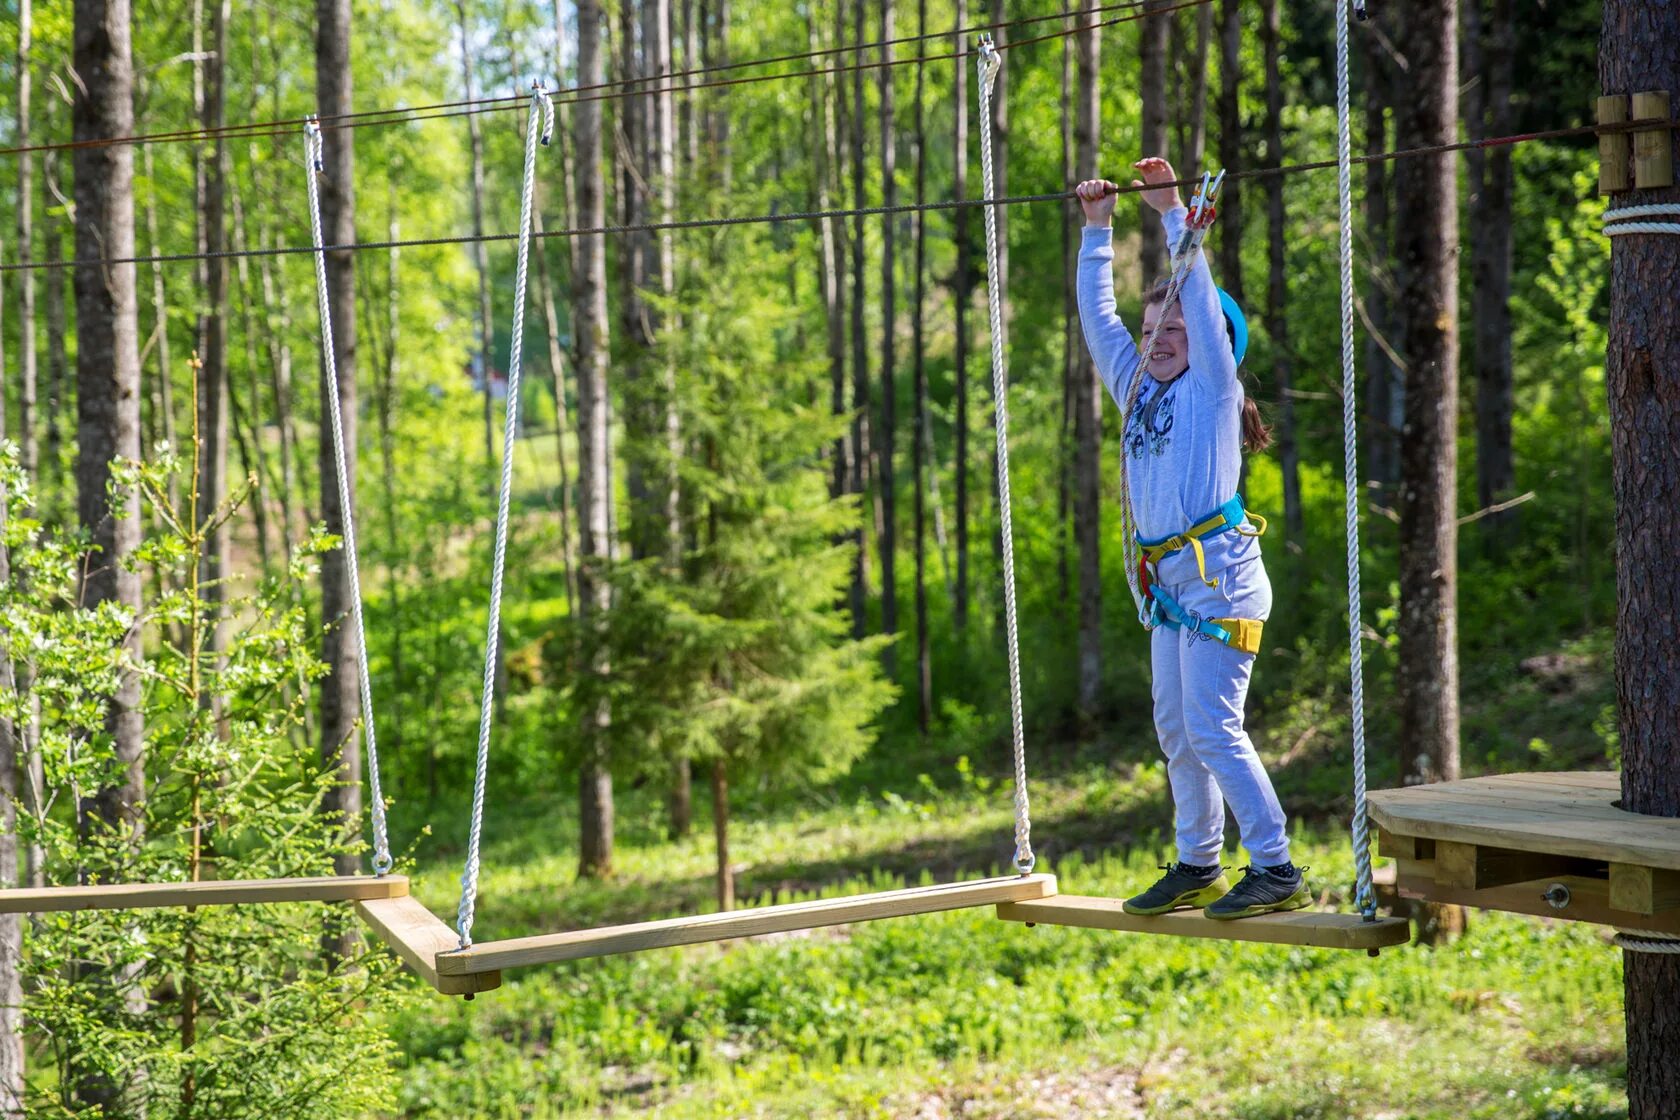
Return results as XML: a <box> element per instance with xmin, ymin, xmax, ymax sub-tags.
<box><xmin>878</xmin><ymin>0</ymin><xmax>899</xmax><ymax>676</ymax></box>
<box><xmin>16</xmin><ymin>0</ymin><xmax>37</xmax><ymax>483</ymax></box>
<box><xmin>1187</xmin><ymin>0</ymin><xmax>1212</xmax><ymax>173</ymax></box>
<box><xmin>1139</xmin><ymin>0</ymin><xmax>1171</xmax><ymax>285</ymax></box>
<box><xmin>1601</xmin><ymin>3</ymin><xmax>1680</xmax><ymax>1114</ymax></box>
<box><xmin>316</xmin><ymin>0</ymin><xmax>364</xmax><ymax>919</ymax></box>
<box><xmin>1471</xmin><ymin>0</ymin><xmax>1515</xmax><ymax>541</ymax></box>
<box><xmin>711</xmin><ymin>760</ymin><xmax>733</xmax><ymax>911</ymax></box>
<box><xmin>576</xmin><ymin>0</ymin><xmax>616</xmax><ymax>879</ymax></box>
<box><xmin>847</xmin><ymin>0</ymin><xmax>872</xmax><ymax>636</ymax></box>
<box><xmin>1216</xmin><ymin>0</ymin><xmax>1244</xmax><ymax>304</ymax></box>
<box><xmin>1074</xmin><ymin>0</ymin><xmax>1103</xmax><ymax>724</ymax></box>
<box><xmin>1</xmin><ymin>469</ymin><xmax>22</xmax><ymax>1120</ymax></box>
<box><xmin>814</xmin><ymin>10</ymin><xmax>850</xmax><ymax>521</ymax></box>
<box><xmin>911</xmin><ymin>0</ymin><xmax>931</xmax><ymax>735</ymax></box>
<box><xmin>198</xmin><ymin>0</ymin><xmax>231</xmax><ymax>729</ymax></box>
<box><xmin>1361</xmin><ymin>28</ymin><xmax>1400</xmax><ymax>497</ymax></box>
<box><xmin>1261</xmin><ymin>0</ymin><xmax>1300</xmax><ymax>544</ymax></box>
<box><xmin>141</xmin><ymin>145</ymin><xmax>178</xmax><ymax>512</ymax></box>
<box><xmin>456</xmin><ymin>0</ymin><xmax>498</xmax><ymax>475</ymax></box>
<box><xmin>953</xmin><ymin>0</ymin><xmax>971</xmax><ymax>632</ymax></box>
<box><xmin>43</xmin><ymin>178</ymin><xmax>69</xmax><ymax>499</ymax></box>
<box><xmin>1058</xmin><ymin>37</ymin><xmax>1074</xmax><ymax>607</ymax></box>
<box><xmin>1392</xmin><ymin>0</ymin><xmax>1464</xmax><ymax>942</ymax></box>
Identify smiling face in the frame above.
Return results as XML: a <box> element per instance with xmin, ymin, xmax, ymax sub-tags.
<box><xmin>1141</xmin><ymin>298</ymin><xmax>1189</xmax><ymax>382</ymax></box>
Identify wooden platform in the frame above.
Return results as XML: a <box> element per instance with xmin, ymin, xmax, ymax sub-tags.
<box><xmin>996</xmin><ymin>895</ymin><xmax>1410</xmax><ymax>950</ymax></box>
<box><xmin>0</xmin><ymin>875</ymin><xmax>410</xmax><ymax>915</ymax></box>
<box><xmin>357</xmin><ymin>896</ymin><xmax>503</xmax><ymax>997</ymax></box>
<box><xmin>431</xmin><ymin>874</ymin><xmax>1058</xmax><ymax>977</ymax></box>
<box><xmin>1369</xmin><ymin>770</ymin><xmax>1680</xmax><ymax>934</ymax></box>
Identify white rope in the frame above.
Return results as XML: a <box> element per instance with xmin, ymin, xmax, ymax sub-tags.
<box><xmin>455</xmin><ymin>84</ymin><xmax>554</xmax><ymax>948</ymax></box>
<box><xmin>303</xmin><ymin>118</ymin><xmax>393</xmax><ymax>877</ymax></box>
<box><xmin>1604</xmin><ymin>204</ymin><xmax>1680</xmax><ymax>237</ymax></box>
<box><xmin>1334</xmin><ymin>0</ymin><xmax>1376</xmax><ymax>920</ymax></box>
<box><xmin>977</xmin><ymin>40</ymin><xmax>1033</xmax><ymax>875</ymax></box>
<box><xmin>1617</xmin><ymin>929</ymin><xmax>1680</xmax><ymax>954</ymax></box>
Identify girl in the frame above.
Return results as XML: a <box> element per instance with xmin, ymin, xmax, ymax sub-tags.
<box><xmin>1074</xmin><ymin>157</ymin><xmax>1307</xmax><ymax>920</ymax></box>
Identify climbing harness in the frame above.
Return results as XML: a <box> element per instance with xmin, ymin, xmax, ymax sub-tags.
<box><xmin>304</xmin><ymin>117</ymin><xmax>394</xmax><ymax>877</ymax></box>
<box><xmin>978</xmin><ymin>37</ymin><xmax>1034</xmax><ymax>875</ymax></box>
<box><xmin>1137</xmin><ymin>494</ymin><xmax>1268</xmax><ymax>590</ymax></box>
<box><xmin>1136</xmin><ymin>495</ymin><xmax>1269</xmax><ymax>655</ymax></box>
<box><xmin>455</xmin><ymin>83</ymin><xmax>555</xmax><ymax>949</ymax></box>
<box><xmin>1116</xmin><ymin>170</ymin><xmax>1225</xmax><ymax>626</ymax></box>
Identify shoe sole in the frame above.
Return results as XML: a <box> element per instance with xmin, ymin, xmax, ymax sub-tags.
<box><xmin>1204</xmin><ymin>885</ymin><xmax>1312</xmax><ymax>921</ymax></box>
<box><xmin>1122</xmin><ymin>881</ymin><xmax>1230</xmax><ymax>916</ymax></box>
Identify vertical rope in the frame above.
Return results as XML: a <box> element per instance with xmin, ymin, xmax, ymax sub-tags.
<box><xmin>455</xmin><ymin>84</ymin><xmax>555</xmax><ymax>948</ymax></box>
<box><xmin>976</xmin><ymin>40</ymin><xmax>1032</xmax><ymax>875</ymax></box>
<box><xmin>1334</xmin><ymin>0</ymin><xmax>1376</xmax><ymax>920</ymax></box>
<box><xmin>303</xmin><ymin>119</ymin><xmax>393</xmax><ymax>877</ymax></box>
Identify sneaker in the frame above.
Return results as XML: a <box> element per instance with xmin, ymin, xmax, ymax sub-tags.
<box><xmin>1203</xmin><ymin>864</ymin><xmax>1312</xmax><ymax>920</ymax></box>
<box><xmin>1122</xmin><ymin>862</ymin><xmax>1231</xmax><ymax>916</ymax></box>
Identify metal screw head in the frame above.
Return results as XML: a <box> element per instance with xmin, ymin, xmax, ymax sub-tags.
<box><xmin>1543</xmin><ymin>883</ymin><xmax>1572</xmax><ymax>910</ymax></box>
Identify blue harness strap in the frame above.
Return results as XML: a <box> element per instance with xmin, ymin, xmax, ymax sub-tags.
<box><xmin>1138</xmin><ymin>494</ymin><xmax>1266</xmax><ymax>653</ymax></box>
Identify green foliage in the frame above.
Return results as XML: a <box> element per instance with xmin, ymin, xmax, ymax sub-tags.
<box><xmin>3</xmin><ymin>445</ymin><xmax>401</xmax><ymax>1116</ymax></box>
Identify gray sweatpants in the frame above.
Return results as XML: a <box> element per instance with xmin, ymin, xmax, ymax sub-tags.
<box><xmin>1149</xmin><ymin>555</ymin><xmax>1291</xmax><ymax>868</ymax></box>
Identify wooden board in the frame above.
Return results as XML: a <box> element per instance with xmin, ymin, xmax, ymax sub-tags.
<box><xmin>356</xmin><ymin>896</ymin><xmax>503</xmax><ymax>997</ymax></box>
<box><xmin>1392</xmin><ymin>859</ymin><xmax>1680</xmax><ymax>937</ymax></box>
<box><xmin>1610</xmin><ymin>864</ymin><xmax>1680</xmax><ymax>916</ymax></box>
<box><xmin>994</xmin><ymin>895</ymin><xmax>1410</xmax><ymax>951</ymax></box>
<box><xmin>435</xmin><ymin>874</ymin><xmax>1058</xmax><ymax>975</ymax></box>
<box><xmin>1433</xmin><ymin>840</ymin><xmax>1590</xmax><ymax>891</ymax></box>
<box><xmin>1368</xmin><ymin>772</ymin><xmax>1680</xmax><ymax>871</ymax></box>
<box><xmin>0</xmin><ymin>875</ymin><xmax>410</xmax><ymax>915</ymax></box>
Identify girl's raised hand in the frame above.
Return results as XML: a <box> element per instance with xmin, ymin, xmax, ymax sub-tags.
<box><xmin>1131</xmin><ymin>156</ymin><xmax>1185</xmax><ymax>215</ymax></box>
<box><xmin>1075</xmin><ymin>179</ymin><xmax>1120</xmax><ymax>227</ymax></box>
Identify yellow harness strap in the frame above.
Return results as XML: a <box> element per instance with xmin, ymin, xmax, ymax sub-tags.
<box><xmin>1140</xmin><ymin>509</ymin><xmax>1269</xmax><ymax>589</ymax></box>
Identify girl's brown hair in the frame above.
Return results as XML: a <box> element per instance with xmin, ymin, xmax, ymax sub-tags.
<box><xmin>1142</xmin><ymin>282</ymin><xmax>1273</xmax><ymax>455</ymax></box>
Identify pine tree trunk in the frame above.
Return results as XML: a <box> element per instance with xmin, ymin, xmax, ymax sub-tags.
<box><xmin>1187</xmin><ymin>1</ymin><xmax>1212</xmax><ymax>173</ymax></box>
<box><xmin>253</xmin><ymin>162</ymin><xmax>302</xmax><ymax>543</ymax></box>
<box><xmin>985</xmin><ymin>0</ymin><xmax>1009</xmax><ymax>597</ymax></box>
<box><xmin>141</xmin><ymin>145</ymin><xmax>178</xmax><ymax>516</ymax></box>
<box><xmin>44</xmin><ymin>180</ymin><xmax>69</xmax><ymax>499</ymax></box>
<box><xmin>847</xmin><ymin>0</ymin><xmax>872</xmax><ymax>635</ymax></box>
<box><xmin>1601</xmin><ymin>4</ymin><xmax>1680</xmax><ymax>1113</ymax></box>
<box><xmin>1058</xmin><ymin>37</ymin><xmax>1074</xmax><ymax>607</ymax></box>
<box><xmin>71</xmin><ymin>0</ymin><xmax>146</xmax><ymax>1106</ymax></box>
<box><xmin>0</xmin><ymin>473</ymin><xmax>22</xmax><ymax>1120</ymax></box>
<box><xmin>1216</xmin><ymin>0</ymin><xmax>1244</xmax><ymax>304</ymax></box>
<box><xmin>813</xmin><ymin>10</ymin><xmax>850</xmax><ymax>518</ymax></box>
<box><xmin>374</xmin><ymin>201</ymin><xmax>406</xmax><ymax>753</ymax></box>
<box><xmin>1074</xmin><ymin>0</ymin><xmax>1103</xmax><ymax>725</ymax></box>
<box><xmin>711</xmin><ymin>760</ymin><xmax>733</xmax><ymax>911</ymax></box>
<box><xmin>198</xmin><ymin>0</ymin><xmax>230</xmax><ymax>731</ymax></box>
<box><xmin>1472</xmin><ymin>0</ymin><xmax>1515</xmax><ymax>541</ymax></box>
<box><xmin>878</xmin><ymin>0</ymin><xmax>899</xmax><ymax>675</ymax></box>
<box><xmin>1361</xmin><ymin>29</ymin><xmax>1399</xmax><ymax>498</ymax></box>
<box><xmin>1261</xmin><ymin>0</ymin><xmax>1300</xmax><ymax>543</ymax></box>
<box><xmin>911</xmin><ymin>0</ymin><xmax>932</xmax><ymax>735</ymax></box>
<box><xmin>315</xmin><ymin>0</ymin><xmax>364</xmax><ymax>918</ymax></box>
<box><xmin>952</xmin><ymin>0</ymin><xmax>971</xmax><ymax>633</ymax></box>
<box><xmin>16</xmin><ymin>0</ymin><xmax>37</xmax><ymax>483</ymax></box>
<box><xmin>456</xmin><ymin>0</ymin><xmax>497</xmax><ymax>475</ymax></box>
<box><xmin>1139</xmin><ymin>0</ymin><xmax>1171</xmax><ymax>285</ymax></box>
<box><xmin>1393</xmin><ymin>0</ymin><xmax>1464</xmax><ymax>943</ymax></box>
<box><xmin>575</xmin><ymin>0</ymin><xmax>616</xmax><ymax>880</ymax></box>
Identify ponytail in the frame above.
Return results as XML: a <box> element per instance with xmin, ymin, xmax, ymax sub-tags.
<box><xmin>1241</xmin><ymin>396</ymin><xmax>1272</xmax><ymax>455</ymax></box>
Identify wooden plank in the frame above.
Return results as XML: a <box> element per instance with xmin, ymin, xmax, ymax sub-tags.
<box><xmin>1632</xmin><ymin>91</ymin><xmax>1674</xmax><ymax>189</ymax></box>
<box><xmin>356</xmin><ymin>896</ymin><xmax>503</xmax><ymax>997</ymax></box>
<box><xmin>1609</xmin><ymin>864</ymin><xmax>1680</xmax><ymax>915</ymax></box>
<box><xmin>1464</xmin><ymin>771</ymin><xmax>1619</xmax><ymax>792</ymax></box>
<box><xmin>436</xmin><ymin>874</ymin><xmax>1057</xmax><ymax>975</ymax></box>
<box><xmin>1434</xmin><ymin>840</ymin><xmax>1592</xmax><ymax>891</ymax></box>
<box><xmin>1377</xmin><ymin>829</ymin><xmax>1434</xmax><ymax>862</ymax></box>
<box><xmin>994</xmin><ymin>895</ymin><xmax>1410</xmax><ymax>951</ymax></box>
<box><xmin>0</xmin><ymin>875</ymin><xmax>410</xmax><ymax>915</ymax></box>
<box><xmin>1393</xmin><ymin>861</ymin><xmax>1680</xmax><ymax>937</ymax></box>
<box><xmin>1599</xmin><ymin>94</ymin><xmax>1631</xmax><ymax>193</ymax></box>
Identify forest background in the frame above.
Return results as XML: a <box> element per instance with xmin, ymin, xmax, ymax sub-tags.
<box><xmin>0</xmin><ymin>0</ymin><xmax>1635</xmax><ymax>1114</ymax></box>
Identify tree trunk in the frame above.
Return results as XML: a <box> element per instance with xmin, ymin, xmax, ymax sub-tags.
<box><xmin>575</xmin><ymin>0</ymin><xmax>616</xmax><ymax>879</ymax></box>
<box><xmin>1216</xmin><ymin>0</ymin><xmax>1244</xmax><ymax>304</ymax></box>
<box><xmin>1261</xmin><ymin>0</ymin><xmax>1300</xmax><ymax>544</ymax></box>
<box><xmin>1393</xmin><ymin>0</ymin><xmax>1464</xmax><ymax>943</ymax></box>
<box><xmin>985</xmin><ymin>0</ymin><xmax>1009</xmax><ymax>597</ymax></box>
<box><xmin>0</xmin><ymin>468</ymin><xmax>22</xmax><ymax>1120</ymax></box>
<box><xmin>1139</xmin><ymin>0</ymin><xmax>1171</xmax><ymax>285</ymax></box>
<box><xmin>1471</xmin><ymin>0</ymin><xmax>1515</xmax><ymax>541</ymax></box>
<box><xmin>1361</xmin><ymin>28</ymin><xmax>1400</xmax><ymax>497</ymax></box>
<box><xmin>1058</xmin><ymin>37</ymin><xmax>1074</xmax><ymax>607</ymax></box>
<box><xmin>847</xmin><ymin>0</ymin><xmax>871</xmax><ymax>636</ymax></box>
<box><xmin>142</xmin><ymin>145</ymin><xmax>178</xmax><ymax>516</ymax></box>
<box><xmin>253</xmin><ymin>153</ymin><xmax>303</xmax><ymax>546</ymax></box>
<box><xmin>952</xmin><ymin>0</ymin><xmax>971</xmax><ymax>632</ymax></box>
<box><xmin>71</xmin><ymin>0</ymin><xmax>146</xmax><ymax>1106</ymax></box>
<box><xmin>1187</xmin><ymin>0</ymin><xmax>1212</xmax><ymax>173</ymax></box>
<box><xmin>456</xmin><ymin>0</ymin><xmax>497</xmax><ymax>475</ymax></box>
<box><xmin>532</xmin><ymin>213</ymin><xmax>578</xmax><ymax>613</ymax></box>
<box><xmin>711</xmin><ymin>759</ymin><xmax>733</xmax><ymax>911</ymax></box>
<box><xmin>229</xmin><ymin>176</ymin><xmax>287</xmax><ymax>573</ymax></box>
<box><xmin>16</xmin><ymin>0</ymin><xmax>37</xmax><ymax>483</ymax></box>
<box><xmin>1601</xmin><ymin>3</ymin><xmax>1680</xmax><ymax>1114</ymax></box>
<box><xmin>198</xmin><ymin>0</ymin><xmax>230</xmax><ymax>729</ymax></box>
<box><xmin>43</xmin><ymin>174</ymin><xmax>69</xmax><ymax>499</ymax></box>
<box><xmin>374</xmin><ymin>199</ymin><xmax>406</xmax><ymax>754</ymax></box>
<box><xmin>878</xmin><ymin>0</ymin><xmax>899</xmax><ymax>676</ymax></box>
<box><xmin>1074</xmin><ymin>0</ymin><xmax>1103</xmax><ymax>725</ymax></box>
<box><xmin>911</xmin><ymin>0</ymin><xmax>931</xmax><ymax>735</ymax></box>
<box><xmin>316</xmin><ymin>0</ymin><xmax>364</xmax><ymax>927</ymax></box>
<box><xmin>813</xmin><ymin>10</ymin><xmax>850</xmax><ymax>518</ymax></box>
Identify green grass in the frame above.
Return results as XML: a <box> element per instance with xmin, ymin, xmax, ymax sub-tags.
<box><xmin>380</xmin><ymin>757</ymin><xmax>1627</xmax><ymax>1118</ymax></box>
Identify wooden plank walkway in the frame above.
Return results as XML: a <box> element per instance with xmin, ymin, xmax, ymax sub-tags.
<box><xmin>995</xmin><ymin>895</ymin><xmax>1410</xmax><ymax>950</ymax></box>
<box><xmin>0</xmin><ymin>875</ymin><xmax>410</xmax><ymax>915</ymax></box>
<box><xmin>434</xmin><ymin>874</ymin><xmax>1058</xmax><ymax>976</ymax></box>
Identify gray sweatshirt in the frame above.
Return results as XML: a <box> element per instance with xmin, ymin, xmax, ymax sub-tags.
<box><xmin>1076</xmin><ymin>206</ymin><xmax>1261</xmax><ymax>588</ymax></box>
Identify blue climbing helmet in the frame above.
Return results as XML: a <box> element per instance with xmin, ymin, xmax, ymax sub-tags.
<box><xmin>1217</xmin><ymin>286</ymin><xmax>1248</xmax><ymax>367</ymax></box>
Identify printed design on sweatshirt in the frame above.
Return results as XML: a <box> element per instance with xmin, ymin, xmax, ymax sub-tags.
<box><xmin>1125</xmin><ymin>378</ymin><xmax>1180</xmax><ymax>460</ymax></box>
